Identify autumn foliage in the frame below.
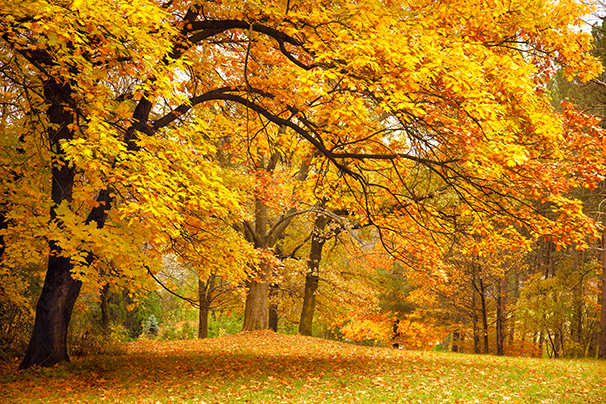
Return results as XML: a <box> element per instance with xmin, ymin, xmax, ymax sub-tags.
<box><xmin>1</xmin><ymin>0</ymin><xmax>606</xmax><ymax>369</ymax></box>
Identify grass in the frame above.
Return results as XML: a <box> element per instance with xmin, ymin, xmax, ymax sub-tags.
<box><xmin>1</xmin><ymin>331</ymin><xmax>605</xmax><ymax>403</ymax></box>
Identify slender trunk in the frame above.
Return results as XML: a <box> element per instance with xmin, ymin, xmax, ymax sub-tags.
<box><xmin>198</xmin><ymin>276</ymin><xmax>215</xmax><ymax>339</ymax></box>
<box><xmin>479</xmin><ymin>278</ymin><xmax>489</xmax><ymax>354</ymax></box>
<box><xmin>198</xmin><ymin>301</ymin><xmax>209</xmax><ymax>339</ymax></box>
<box><xmin>509</xmin><ymin>273</ymin><xmax>519</xmax><ymax>346</ymax></box>
<box><xmin>300</xmin><ymin>273</ymin><xmax>320</xmax><ymax>335</ymax></box>
<box><xmin>572</xmin><ymin>282</ymin><xmax>583</xmax><ymax>357</ymax></box>
<box><xmin>495</xmin><ymin>277</ymin><xmax>506</xmax><ymax>356</ymax></box>
<box><xmin>299</xmin><ymin>211</ymin><xmax>329</xmax><ymax>336</ymax></box>
<box><xmin>599</xmin><ymin>233</ymin><xmax>606</xmax><ymax>358</ymax></box>
<box><xmin>496</xmin><ymin>288</ymin><xmax>504</xmax><ymax>356</ymax></box>
<box><xmin>0</xmin><ymin>209</ymin><xmax>7</xmax><ymax>260</ymax></box>
<box><xmin>268</xmin><ymin>302</ymin><xmax>278</xmax><ymax>332</ymax></box>
<box><xmin>100</xmin><ymin>283</ymin><xmax>110</xmax><ymax>333</ymax></box>
<box><xmin>472</xmin><ymin>288</ymin><xmax>480</xmax><ymax>354</ymax></box>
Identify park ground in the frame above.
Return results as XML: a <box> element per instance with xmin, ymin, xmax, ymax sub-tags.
<box><xmin>1</xmin><ymin>331</ymin><xmax>605</xmax><ymax>403</ymax></box>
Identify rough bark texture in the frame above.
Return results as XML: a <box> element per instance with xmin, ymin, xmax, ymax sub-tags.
<box><xmin>299</xmin><ymin>212</ymin><xmax>329</xmax><ymax>336</ymax></box>
<box><xmin>242</xmin><ymin>198</ymin><xmax>270</xmax><ymax>331</ymax></box>
<box><xmin>598</xmin><ymin>233</ymin><xmax>606</xmax><ymax>359</ymax></box>
<box><xmin>242</xmin><ymin>276</ymin><xmax>269</xmax><ymax>330</ymax></box>
<box><xmin>20</xmin><ymin>79</ymin><xmax>79</xmax><ymax>369</ymax></box>
<box><xmin>20</xmin><ymin>253</ymin><xmax>82</xmax><ymax>368</ymax></box>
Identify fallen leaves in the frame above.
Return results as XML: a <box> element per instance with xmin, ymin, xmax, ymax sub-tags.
<box><xmin>1</xmin><ymin>331</ymin><xmax>606</xmax><ymax>403</ymax></box>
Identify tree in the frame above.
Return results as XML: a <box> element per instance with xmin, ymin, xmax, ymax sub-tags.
<box><xmin>1</xmin><ymin>0</ymin><xmax>604</xmax><ymax>368</ymax></box>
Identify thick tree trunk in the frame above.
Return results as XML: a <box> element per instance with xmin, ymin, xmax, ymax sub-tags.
<box><xmin>20</xmin><ymin>79</ymin><xmax>79</xmax><ymax>369</ymax></box>
<box><xmin>598</xmin><ymin>233</ymin><xmax>606</xmax><ymax>358</ymax></box>
<box><xmin>243</xmin><ymin>277</ymin><xmax>269</xmax><ymax>330</ymax></box>
<box><xmin>241</xmin><ymin>151</ymin><xmax>307</xmax><ymax>332</ymax></box>
<box><xmin>299</xmin><ymin>211</ymin><xmax>329</xmax><ymax>336</ymax></box>
<box><xmin>20</xmin><ymin>253</ymin><xmax>82</xmax><ymax>368</ymax></box>
<box><xmin>242</xmin><ymin>198</ymin><xmax>270</xmax><ymax>331</ymax></box>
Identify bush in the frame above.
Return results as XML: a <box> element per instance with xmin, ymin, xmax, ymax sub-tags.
<box><xmin>208</xmin><ymin>312</ymin><xmax>243</xmax><ymax>338</ymax></box>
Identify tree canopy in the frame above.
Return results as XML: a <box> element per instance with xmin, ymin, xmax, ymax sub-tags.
<box><xmin>1</xmin><ymin>0</ymin><xmax>605</xmax><ymax>367</ymax></box>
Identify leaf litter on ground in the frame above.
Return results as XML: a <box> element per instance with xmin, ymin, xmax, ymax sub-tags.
<box><xmin>1</xmin><ymin>330</ymin><xmax>605</xmax><ymax>403</ymax></box>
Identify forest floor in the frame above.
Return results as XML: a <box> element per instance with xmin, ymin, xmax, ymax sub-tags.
<box><xmin>1</xmin><ymin>330</ymin><xmax>605</xmax><ymax>403</ymax></box>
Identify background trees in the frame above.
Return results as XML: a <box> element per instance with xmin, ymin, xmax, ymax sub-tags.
<box><xmin>1</xmin><ymin>0</ymin><xmax>606</xmax><ymax>368</ymax></box>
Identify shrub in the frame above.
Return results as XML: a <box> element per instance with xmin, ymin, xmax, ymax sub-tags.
<box><xmin>145</xmin><ymin>314</ymin><xmax>159</xmax><ymax>336</ymax></box>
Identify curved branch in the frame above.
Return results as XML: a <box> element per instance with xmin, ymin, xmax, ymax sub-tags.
<box><xmin>147</xmin><ymin>266</ymin><xmax>199</xmax><ymax>307</ymax></box>
<box><xmin>186</xmin><ymin>20</ymin><xmax>313</xmax><ymax>70</ymax></box>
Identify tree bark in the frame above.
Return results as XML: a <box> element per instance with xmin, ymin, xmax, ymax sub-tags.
<box><xmin>242</xmin><ymin>274</ymin><xmax>269</xmax><ymax>330</ymax></box>
<box><xmin>299</xmin><ymin>211</ymin><xmax>329</xmax><ymax>336</ymax></box>
<box><xmin>496</xmin><ymin>275</ymin><xmax>508</xmax><ymax>356</ymax></box>
<box><xmin>495</xmin><ymin>280</ymin><xmax>505</xmax><ymax>356</ymax></box>
<box><xmin>198</xmin><ymin>276</ymin><xmax>215</xmax><ymax>339</ymax></box>
<box><xmin>268</xmin><ymin>302</ymin><xmax>278</xmax><ymax>332</ymax></box>
<box><xmin>472</xmin><ymin>286</ymin><xmax>480</xmax><ymax>354</ymax></box>
<box><xmin>479</xmin><ymin>278</ymin><xmax>489</xmax><ymax>355</ymax></box>
<box><xmin>242</xmin><ymin>198</ymin><xmax>270</xmax><ymax>331</ymax></box>
<box><xmin>20</xmin><ymin>79</ymin><xmax>79</xmax><ymax>369</ymax></box>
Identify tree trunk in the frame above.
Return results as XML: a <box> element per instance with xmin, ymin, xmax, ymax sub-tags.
<box><xmin>299</xmin><ymin>211</ymin><xmax>329</xmax><ymax>336</ymax></box>
<box><xmin>242</xmin><ymin>198</ymin><xmax>270</xmax><ymax>331</ymax></box>
<box><xmin>509</xmin><ymin>273</ymin><xmax>519</xmax><ymax>346</ymax></box>
<box><xmin>243</xmin><ymin>276</ymin><xmax>269</xmax><ymax>330</ymax></box>
<box><xmin>20</xmin><ymin>253</ymin><xmax>82</xmax><ymax>368</ymax></box>
<box><xmin>100</xmin><ymin>283</ymin><xmax>110</xmax><ymax>333</ymax></box>
<box><xmin>479</xmin><ymin>278</ymin><xmax>489</xmax><ymax>354</ymax></box>
<box><xmin>495</xmin><ymin>277</ymin><xmax>506</xmax><ymax>356</ymax></box>
<box><xmin>241</xmin><ymin>150</ymin><xmax>306</xmax><ymax>332</ymax></box>
<box><xmin>20</xmin><ymin>79</ymin><xmax>80</xmax><ymax>369</ymax></box>
<box><xmin>598</xmin><ymin>233</ymin><xmax>606</xmax><ymax>358</ymax></box>
<box><xmin>198</xmin><ymin>276</ymin><xmax>215</xmax><ymax>339</ymax></box>
<box><xmin>472</xmin><ymin>287</ymin><xmax>480</xmax><ymax>354</ymax></box>
<box><xmin>268</xmin><ymin>303</ymin><xmax>278</xmax><ymax>332</ymax></box>
<box><xmin>300</xmin><ymin>273</ymin><xmax>320</xmax><ymax>336</ymax></box>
